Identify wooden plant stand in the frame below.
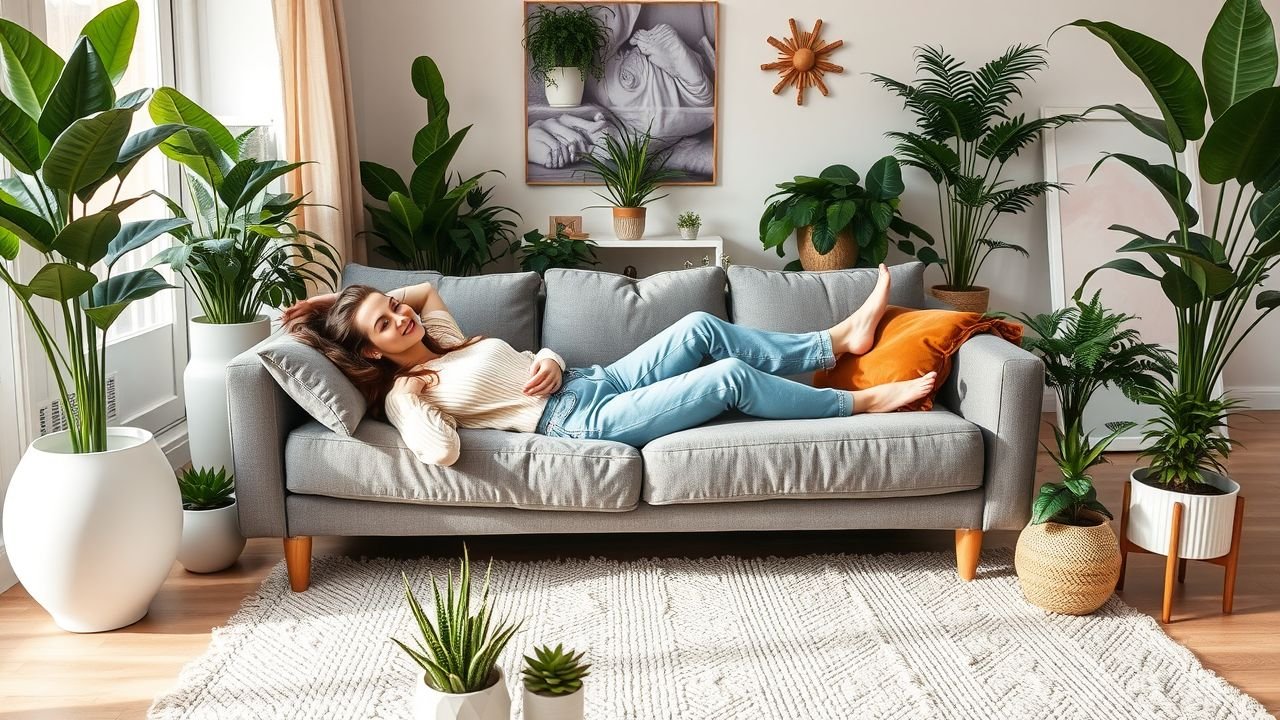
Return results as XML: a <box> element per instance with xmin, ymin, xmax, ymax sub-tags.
<box><xmin>1116</xmin><ymin>480</ymin><xmax>1246</xmax><ymax>623</ymax></box>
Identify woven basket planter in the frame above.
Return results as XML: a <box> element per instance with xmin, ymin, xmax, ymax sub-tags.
<box><xmin>929</xmin><ymin>285</ymin><xmax>990</xmax><ymax>313</ymax></box>
<box><xmin>797</xmin><ymin>226</ymin><xmax>858</xmax><ymax>270</ymax></box>
<box><xmin>1015</xmin><ymin>509</ymin><xmax>1121</xmax><ymax>615</ymax></box>
<box><xmin>612</xmin><ymin>207</ymin><xmax>646</xmax><ymax>240</ymax></box>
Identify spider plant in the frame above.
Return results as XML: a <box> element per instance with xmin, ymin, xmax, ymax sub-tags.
<box><xmin>578</xmin><ymin>121</ymin><xmax>684</xmax><ymax>208</ymax></box>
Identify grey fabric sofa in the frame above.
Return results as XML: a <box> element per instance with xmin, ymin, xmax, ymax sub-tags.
<box><xmin>227</xmin><ymin>261</ymin><xmax>1044</xmax><ymax>592</ymax></box>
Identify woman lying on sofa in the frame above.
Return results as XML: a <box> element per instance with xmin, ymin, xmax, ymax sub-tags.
<box><xmin>281</xmin><ymin>265</ymin><xmax>936</xmax><ymax>466</ymax></box>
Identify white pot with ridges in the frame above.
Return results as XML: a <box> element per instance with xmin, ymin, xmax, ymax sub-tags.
<box><xmin>1127</xmin><ymin>467</ymin><xmax>1239</xmax><ymax>560</ymax></box>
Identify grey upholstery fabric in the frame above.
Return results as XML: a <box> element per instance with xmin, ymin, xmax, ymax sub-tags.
<box><xmin>726</xmin><ymin>262</ymin><xmax>928</xmax><ymax>332</ymax></box>
<box><xmin>285</xmin><ymin>419</ymin><xmax>642</xmax><ymax>512</ymax></box>
<box><xmin>542</xmin><ymin>266</ymin><xmax>728</xmax><ymax>368</ymax></box>
<box><xmin>641</xmin><ymin>411</ymin><xmax>983</xmax><ymax>505</ymax></box>
<box><xmin>936</xmin><ymin>334</ymin><xmax>1045</xmax><ymax>531</ymax></box>
<box><xmin>258</xmin><ymin>332</ymin><xmax>367</xmax><ymax>436</ymax></box>
<box><xmin>342</xmin><ymin>264</ymin><xmax>441</xmax><ymax>290</ymax></box>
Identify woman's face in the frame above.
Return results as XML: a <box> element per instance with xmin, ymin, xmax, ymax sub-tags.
<box><xmin>353</xmin><ymin>292</ymin><xmax>424</xmax><ymax>358</ymax></box>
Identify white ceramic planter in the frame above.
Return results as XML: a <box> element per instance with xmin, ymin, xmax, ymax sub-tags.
<box><xmin>414</xmin><ymin>668</ymin><xmax>510</xmax><ymax>720</ymax></box>
<box><xmin>1127</xmin><ymin>468</ymin><xmax>1240</xmax><ymax>560</ymax></box>
<box><xmin>523</xmin><ymin>686</ymin><xmax>584</xmax><ymax>720</ymax></box>
<box><xmin>2</xmin><ymin>427</ymin><xmax>181</xmax><ymax>632</ymax></box>
<box><xmin>185</xmin><ymin>316</ymin><xmax>270</xmax><ymax>472</ymax></box>
<box><xmin>543</xmin><ymin>66</ymin><xmax>585</xmax><ymax>107</ymax></box>
<box><xmin>178</xmin><ymin>501</ymin><xmax>246</xmax><ymax>573</ymax></box>
<box><xmin>679</xmin><ymin>227</ymin><xmax>700</xmax><ymax>240</ymax></box>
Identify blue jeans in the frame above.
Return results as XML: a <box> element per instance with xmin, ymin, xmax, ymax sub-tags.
<box><xmin>535</xmin><ymin>311</ymin><xmax>853</xmax><ymax>447</ymax></box>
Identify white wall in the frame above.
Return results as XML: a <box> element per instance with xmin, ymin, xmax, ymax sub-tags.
<box><xmin>343</xmin><ymin>0</ymin><xmax>1280</xmax><ymax>400</ymax></box>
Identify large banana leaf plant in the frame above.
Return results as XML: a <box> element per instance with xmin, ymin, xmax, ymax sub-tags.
<box><xmin>359</xmin><ymin>56</ymin><xmax>518</xmax><ymax>274</ymax></box>
<box><xmin>871</xmin><ymin>45</ymin><xmax>1081</xmax><ymax>290</ymax></box>
<box><xmin>0</xmin><ymin>1</ymin><xmax>189</xmax><ymax>453</ymax></box>
<box><xmin>144</xmin><ymin>87</ymin><xmax>339</xmax><ymax>323</ymax></box>
<box><xmin>1066</xmin><ymin>0</ymin><xmax>1280</xmax><ymax>492</ymax></box>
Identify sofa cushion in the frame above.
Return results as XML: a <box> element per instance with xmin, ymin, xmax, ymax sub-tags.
<box><xmin>727</xmin><ymin>262</ymin><xmax>927</xmax><ymax>330</ymax></box>
<box><xmin>542</xmin><ymin>266</ymin><xmax>728</xmax><ymax>368</ymax></box>
<box><xmin>640</xmin><ymin>410</ymin><xmax>983</xmax><ymax>505</ymax></box>
<box><xmin>285</xmin><ymin>419</ymin><xmax>642</xmax><ymax>512</ymax></box>
<box><xmin>258</xmin><ymin>332</ymin><xmax>367</xmax><ymax>436</ymax></box>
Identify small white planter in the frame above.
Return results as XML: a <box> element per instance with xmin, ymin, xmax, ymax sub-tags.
<box><xmin>1128</xmin><ymin>468</ymin><xmax>1240</xmax><ymax>560</ymax></box>
<box><xmin>2</xmin><ymin>427</ymin><xmax>181</xmax><ymax>633</ymax></box>
<box><xmin>679</xmin><ymin>226</ymin><xmax>700</xmax><ymax>240</ymax></box>
<box><xmin>178</xmin><ymin>501</ymin><xmax>246</xmax><ymax>573</ymax></box>
<box><xmin>523</xmin><ymin>686</ymin><xmax>584</xmax><ymax>720</ymax></box>
<box><xmin>185</xmin><ymin>316</ymin><xmax>270</xmax><ymax>471</ymax></box>
<box><xmin>414</xmin><ymin>667</ymin><xmax>510</xmax><ymax>720</ymax></box>
<box><xmin>543</xmin><ymin>66</ymin><xmax>585</xmax><ymax>107</ymax></box>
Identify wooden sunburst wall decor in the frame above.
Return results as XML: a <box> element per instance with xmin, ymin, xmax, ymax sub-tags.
<box><xmin>761</xmin><ymin>18</ymin><xmax>844</xmax><ymax>105</ymax></box>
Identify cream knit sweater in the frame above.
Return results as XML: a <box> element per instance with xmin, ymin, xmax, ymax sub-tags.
<box><xmin>384</xmin><ymin>310</ymin><xmax>566</xmax><ymax>466</ymax></box>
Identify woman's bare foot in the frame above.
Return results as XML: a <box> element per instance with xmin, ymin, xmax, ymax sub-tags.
<box><xmin>851</xmin><ymin>372</ymin><xmax>938</xmax><ymax>414</ymax></box>
<box><xmin>830</xmin><ymin>264</ymin><xmax>892</xmax><ymax>356</ymax></box>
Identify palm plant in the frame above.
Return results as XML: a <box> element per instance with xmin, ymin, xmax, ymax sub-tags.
<box><xmin>522</xmin><ymin>643</ymin><xmax>591</xmax><ymax>697</ymax></box>
<box><xmin>1006</xmin><ymin>293</ymin><xmax>1175</xmax><ymax>525</ymax></box>
<box><xmin>579</xmin><ymin>121</ymin><xmax>684</xmax><ymax>207</ymax></box>
<box><xmin>0</xmin><ymin>1</ymin><xmax>190</xmax><ymax>453</ymax></box>
<box><xmin>871</xmin><ymin>45</ymin><xmax>1081</xmax><ymax>290</ymax></box>
<box><xmin>176</xmin><ymin>466</ymin><xmax>235</xmax><ymax>511</ymax></box>
<box><xmin>1066</xmin><ymin>0</ymin><xmax>1280</xmax><ymax>492</ymax></box>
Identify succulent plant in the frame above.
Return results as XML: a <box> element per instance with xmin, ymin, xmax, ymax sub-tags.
<box><xmin>521</xmin><ymin>643</ymin><xmax>591</xmax><ymax>696</ymax></box>
<box><xmin>176</xmin><ymin>466</ymin><xmax>235</xmax><ymax>511</ymax></box>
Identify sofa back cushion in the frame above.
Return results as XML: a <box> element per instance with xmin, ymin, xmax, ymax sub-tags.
<box><xmin>258</xmin><ymin>332</ymin><xmax>368</xmax><ymax>436</ymax></box>
<box><xmin>727</xmin><ymin>262</ymin><xmax>927</xmax><ymax>331</ymax></box>
<box><xmin>542</xmin><ymin>266</ymin><xmax>728</xmax><ymax>368</ymax></box>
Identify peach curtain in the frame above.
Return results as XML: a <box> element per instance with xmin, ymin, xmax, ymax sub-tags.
<box><xmin>272</xmin><ymin>0</ymin><xmax>366</xmax><ymax>270</ymax></box>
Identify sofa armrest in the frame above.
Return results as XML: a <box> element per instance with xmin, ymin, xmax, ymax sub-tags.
<box><xmin>228</xmin><ymin>330</ymin><xmax>307</xmax><ymax>537</ymax></box>
<box><xmin>936</xmin><ymin>334</ymin><xmax>1044</xmax><ymax>531</ymax></box>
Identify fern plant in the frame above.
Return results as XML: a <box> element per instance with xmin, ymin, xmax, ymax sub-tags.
<box><xmin>523</xmin><ymin>4</ymin><xmax>613</xmax><ymax>87</ymax></box>
<box><xmin>522</xmin><ymin>643</ymin><xmax>591</xmax><ymax>697</ymax></box>
<box><xmin>871</xmin><ymin>45</ymin><xmax>1081</xmax><ymax>290</ymax></box>
<box><xmin>176</xmin><ymin>466</ymin><xmax>235</xmax><ymax>511</ymax></box>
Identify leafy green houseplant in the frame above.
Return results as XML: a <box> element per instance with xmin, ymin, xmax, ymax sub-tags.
<box><xmin>360</xmin><ymin>56</ymin><xmax>519</xmax><ymax>273</ymax></box>
<box><xmin>758</xmin><ymin>158</ymin><xmax>936</xmax><ymax>271</ymax></box>
<box><xmin>517</xmin><ymin>225</ymin><xmax>599</xmax><ymax>276</ymax></box>
<box><xmin>174</xmin><ymin>465</ymin><xmax>244</xmax><ymax>574</ymax></box>
<box><xmin>871</xmin><ymin>45</ymin><xmax>1080</xmax><ymax>309</ymax></box>
<box><xmin>177</xmin><ymin>466</ymin><xmax>235</xmax><ymax>511</ymax></box>
<box><xmin>521</xmin><ymin>644</ymin><xmax>591</xmax><ymax>720</ymax></box>
<box><xmin>578</xmin><ymin>121</ymin><xmax>684</xmax><ymax>240</ymax></box>
<box><xmin>676</xmin><ymin>210</ymin><xmax>701</xmax><ymax>239</ymax></box>
<box><xmin>524</xmin><ymin>4</ymin><xmax>612</xmax><ymax>107</ymax></box>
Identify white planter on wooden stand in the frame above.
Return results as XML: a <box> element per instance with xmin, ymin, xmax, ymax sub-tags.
<box><xmin>185</xmin><ymin>316</ymin><xmax>271</xmax><ymax>471</ymax></box>
<box><xmin>1</xmin><ymin>427</ymin><xmax>181</xmax><ymax>632</ymax></box>
<box><xmin>414</xmin><ymin>668</ymin><xmax>510</xmax><ymax>720</ymax></box>
<box><xmin>178</xmin><ymin>501</ymin><xmax>246</xmax><ymax>573</ymax></box>
<box><xmin>543</xmin><ymin>67</ymin><xmax>585</xmax><ymax>107</ymax></box>
<box><xmin>523</xmin><ymin>686</ymin><xmax>585</xmax><ymax>720</ymax></box>
<box><xmin>1127</xmin><ymin>467</ymin><xmax>1239</xmax><ymax>560</ymax></box>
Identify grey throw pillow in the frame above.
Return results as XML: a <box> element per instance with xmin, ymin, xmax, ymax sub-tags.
<box><xmin>257</xmin><ymin>333</ymin><xmax>367</xmax><ymax>436</ymax></box>
<box><xmin>727</xmin><ymin>262</ymin><xmax>927</xmax><ymax>331</ymax></box>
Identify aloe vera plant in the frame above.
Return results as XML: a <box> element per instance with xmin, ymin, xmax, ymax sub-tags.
<box><xmin>522</xmin><ymin>643</ymin><xmax>591</xmax><ymax>696</ymax></box>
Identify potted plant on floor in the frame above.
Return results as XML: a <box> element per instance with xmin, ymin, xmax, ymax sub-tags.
<box><xmin>1066</xmin><ymin>0</ymin><xmax>1280</xmax><ymax>568</ymax></box>
<box><xmin>676</xmin><ymin>210</ymin><xmax>702</xmax><ymax>240</ymax></box>
<box><xmin>359</xmin><ymin>56</ymin><xmax>520</xmax><ymax>272</ymax></box>
<box><xmin>523</xmin><ymin>4</ymin><xmax>612</xmax><ymax>108</ymax></box>
<box><xmin>146</xmin><ymin>87</ymin><xmax>340</xmax><ymax>473</ymax></box>
<box><xmin>522</xmin><ymin>643</ymin><xmax>591</xmax><ymax>720</ymax></box>
<box><xmin>517</xmin><ymin>225</ymin><xmax>600</xmax><ymax>276</ymax></box>
<box><xmin>579</xmin><ymin>121</ymin><xmax>684</xmax><ymax>240</ymax></box>
<box><xmin>1007</xmin><ymin>293</ymin><xmax>1174</xmax><ymax>615</ymax></box>
<box><xmin>393</xmin><ymin>546</ymin><xmax>523</xmax><ymax>720</ymax></box>
<box><xmin>175</xmin><ymin>466</ymin><xmax>245</xmax><ymax>573</ymax></box>
<box><xmin>758</xmin><ymin>158</ymin><xmax>938</xmax><ymax>271</ymax></box>
<box><xmin>871</xmin><ymin>45</ymin><xmax>1081</xmax><ymax>310</ymax></box>
<box><xmin>0</xmin><ymin>0</ymin><xmax>188</xmax><ymax>632</ymax></box>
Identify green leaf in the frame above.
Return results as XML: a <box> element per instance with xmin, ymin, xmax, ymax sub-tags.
<box><xmin>51</xmin><ymin>211</ymin><xmax>120</xmax><ymax>266</ymax></box>
<box><xmin>411</xmin><ymin>55</ymin><xmax>450</xmax><ymax>125</ymax></box>
<box><xmin>870</xmin><ymin>202</ymin><xmax>894</xmax><ymax>232</ymax></box>
<box><xmin>75</xmin><ymin>122</ymin><xmax>184</xmax><ymax>202</ymax></box>
<box><xmin>0</xmin><ymin>19</ymin><xmax>65</xmax><ymax>120</ymax></box>
<box><xmin>1090</xmin><ymin>153</ymin><xmax>1198</xmax><ymax>225</ymax></box>
<box><xmin>105</xmin><ymin>217</ymin><xmax>190</xmax><ymax>268</ymax></box>
<box><xmin>818</xmin><ymin>164</ymin><xmax>859</xmax><ymax>186</ymax></box>
<box><xmin>389</xmin><ymin>191</ymin><xmax>424</xmax><ymax>233</ymax></box>
<box><xmin>26</xmin><ymin>262</ymin><xmax>98</xmax><ymax>301</ymax></box>
<box><xmin>865</xmin><ymin>156</ymin><xmax>905</xmax><ymax>200</ymax></box>
<box><xmin>1257</xmin><ymin>290</ymin><xmax>1280</xmax><ymax>309</ymax></box>
<box><xmin>113</xmin><ymin>87</ymin><xmax>151</xmax><ymax>110</ymax></box>
<box><xmin>0</xmin><ymin>198</ymin><xmax>56</xmax><ymax>252</ymax></box>
<box><xmin>0</xmin><ymin>91</ymin><xmax>41</xmax><ymax>173</ymax></box>
<box><xmin>1203</xmin><ymin>0</ymin><xmax>1278</xmax><ymax>119</ymax></box>
<box><xmin>41</xmin><ymin>108</ymin><xmax>133</xmax><ymax>194</ymax></box>
<box><xmin>148</xmin><ymin>86</ymin><xmax>238</xmax><ymax>159</ymax></box>
<box><xmin>159</xmin><ymin>127</ymin><xmax>231</xmax><ymax>189</ymax></box>
<box><xmin>1161</xmin><ymin>266</ymin><xmax>1202</xmax><ymax>307</ymax></box>
<box><xmin>410</xmin><ymin>126</ymin><xmax>470</xmax><ymax>205</ymax></box>
<box><xmin>38</xmin><ymin>36</ymin><xmax>115</xmax><ymax>143</ymax></box>
<box><xmin>1200</xmin><ymin>86</ymin><xmax>1280</xmax><ymax>185</ymax></box>
<box><xmin>788</xmin><ymin>197</ymin><xmax>820</xmax><ymax>226</ymax></box>
<box><xmin>0</xmin><ymin>225</ymin><xmax>19</xmax><ymax>260</ymax></box>
<box><xmin>1064</xmin><ymin>19</ymin><xmax>1207</xmax><ymax>150</ymax></box>
<box><xmin>84</xmin><ymin>267</ymin><xmax>171</xmax><ymax>309</ymax></box>
<box><xmin>82</xmin><ymin>0</ymin><xmax>140</xmax><ymax>85</ymax></box>
<box><xmin>1075</xmin><ymin>258</ymin><xmax>1160</xmax><ymax>300</ymax></box>
<box><xmin>1088</xmin><ymin>103</ymin><xmax>1170</xmax><ymax>145</ymax></box>
<box><xmin>811</xmin><ymin>222</ymin><xmax>836</xmax><ymax>254</ymax></box>
<box><xmin>1252</xmin><ymin>187</ymin><xmax>1280</xmax><ymax>249</ymax></box>
<box><xmin>360</xmin><ymin>161</ymin><xmax>408</xmax><ymax>202</ymax></box>
<box><xmin>826</xmin><ymin>199</ymin><xmax>857</xmax><ymax>232</ymax></box>
<box><xmin>412</xmin><ymin>119</ymin><xmax>450</xmax><ymax>165</ymax></box>
<box><xmin>763</xmin><ymin>216</ymin><xmax>793</xmax><ymax>249</ymax></box>
<box><xmin>1032</xmin><ymin>483</ymin><xmax>1076</xmax><ymax>524</ymax></box>
<box><xmin>220</xmin><ymin>159</ymin><xmax>305</xmax><ymax>214</ymax></box>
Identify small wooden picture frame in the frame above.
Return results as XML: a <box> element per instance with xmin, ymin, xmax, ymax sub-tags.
<box><xmin>549</xmin><ymin>215</ymin><xmax>585</xmax><ymax>237</ymax></box>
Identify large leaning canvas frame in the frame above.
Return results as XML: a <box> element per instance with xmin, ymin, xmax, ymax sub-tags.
<box><xmin>1042</xmin><ymin>106</ymin><xmax>1226</xmax><ymax>452</ymax></box>
<box><xmin>523</xmin><ymin>1</ymin><xmax>719</xmax><ymax>186</ymax></box>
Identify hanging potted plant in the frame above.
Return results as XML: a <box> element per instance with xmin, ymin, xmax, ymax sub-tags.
<box><xmin>0</xmin><ymin>1</ymin><xmax>188</xmax><ymax>632</ymax></box>
<box><xmin>393</xmin><ymin>546</ymin><xmax>523</xmax><ymax>720</ymax></box>
<box><xmin>146</xmin><ymin>87</ymin><xmax>339</xmax><ymax>473</ymax></box>
<box><xmin>1007</xmin><ymin>294</ymin><xmax>1174</xmax><ymax>615</ymax></box>
<box><xmin>579</xmin><ymin>121</ymin><xmax>683</xmax><ymax>240</ymax></box>
<box><xmin>871</xmin><ymin>45</ymin><xmax>1081</xmax><ymax>310</ymax></box>
<box><xmin>758</xmin><ymin>157</ymin><xmax>938</xmax><ymax>271</ymax></box>
<box><xmin>522</xmin><ymin>643</ymin><xmax>591</xmax><ymax>720</ymax></box>
<box><xmin>523</xmin><ymin>4</ymin><xmax>612</xmax><ymax>108</ymax></box>
<box><xmin>175</xmin><ymin>466</ymin><xmax>245</xmax><ymax>573</ymax></box>
<box><xmin>1066</xmin><ymin>0</ymin><xmax>1280</xmax><ymax>567</ymax></box>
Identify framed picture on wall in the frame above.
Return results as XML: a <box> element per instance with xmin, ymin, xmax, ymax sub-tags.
<box><xmin>1042</xmin><ymin>106</ymin><xmax>1225</xmax><ymax>451</ymax></box>
<box><xmin>523</xmin><ymin>1</ymin><xmax>718</xmax><ymax>185</ymax></box>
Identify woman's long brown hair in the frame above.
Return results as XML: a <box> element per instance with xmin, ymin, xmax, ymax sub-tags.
<box><xmin>286</xmin><ymin>285</ymin><xmax>484</xmax><ymax>418</ymax></box>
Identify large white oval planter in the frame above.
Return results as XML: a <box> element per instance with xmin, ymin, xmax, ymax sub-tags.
<box><xmin>523</xmin><ymin>686</ymin><xmax>584</xmax><ymax>720</ymax></box>
<box><xmin>178</xmin><ymin>501</ymin><xmax>246</xmax><ymax>573</ymax></box>
<box><xmin>414</xmin><ymin>668</ymin><xmax>510</xmax><ymax>720</ymax></box>
<box><xmin>185</xmin><ymin>316</ymin><xmax>270</xmax><ymax>471</ymax></box>
<box><xmin>543</xmin><ymin>66</ymin><xmax>585</xmax><ymax>107</ymax></box>
<box><xmin>1</xmin><ymin>427</ymin><xmax>181</xmax><ymax>633</ymax></box>
<box><xmin>1128</xmin><ymin>468</ymin><xmax>1239</xmax><ymax>560</ymax></box>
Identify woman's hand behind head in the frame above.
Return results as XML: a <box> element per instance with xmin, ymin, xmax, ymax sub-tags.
<box><xmin>281</xmin><ymin>292</ymin><xmax>339</xmax><ymax>330</ymax></box>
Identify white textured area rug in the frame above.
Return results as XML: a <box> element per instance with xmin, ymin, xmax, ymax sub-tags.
<box><xmin>149</xmin><ymin>549</ymin><xmax>1273</xmax><ymax>720</ymax></box>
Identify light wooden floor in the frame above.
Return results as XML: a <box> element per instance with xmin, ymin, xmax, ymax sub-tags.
<box><xmin>2</xmin><ymin>411</ymin><xmax>1277</xmax><ymax>719</ymax></box>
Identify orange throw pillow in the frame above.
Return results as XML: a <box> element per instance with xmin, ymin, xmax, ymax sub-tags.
<box><xmin>813</xmin><ymin>305</ymin><xmax>1024</xmax><ymax>411</ymax></box>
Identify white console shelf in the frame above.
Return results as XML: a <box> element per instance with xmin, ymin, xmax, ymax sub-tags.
<box><xmin>587</xmin><ymin>235</ymin><xmax>724</xmax><ymax>269</ymax></box>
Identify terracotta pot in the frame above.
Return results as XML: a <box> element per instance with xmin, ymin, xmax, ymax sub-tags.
<box><xmin>1127</xmin><ymin>467</ymin><xmax>1239</xmax><ymax>559</ymax></box>
<box><xmin>612</xmin><ymin>207</ymin><xmax>646</xmax><ymax>240</ymax></box>
<box><xmin>796</xmin><ymin>225</ymin><xmax>857</xmax><ymax>270</ymax></box>
<box><xmin>1015</xmin><ymin>509</ymin><xmax>1121</xmax><ymax>615</ymax></box>
<box><xmin>929</xmin><ymin>285</ymin><xmax>990</xmax><ymax>313</ymax></box>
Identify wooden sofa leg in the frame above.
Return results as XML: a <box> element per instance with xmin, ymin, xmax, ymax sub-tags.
<box><xmin>284</xmin><ymin>536</ymin><xmax>312</xmax><ymax>592</ymax></box>
<box><xmin>955</xmin><ymin>528</ymin><xmax>983</xmax><ymax>581</ymax></box>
